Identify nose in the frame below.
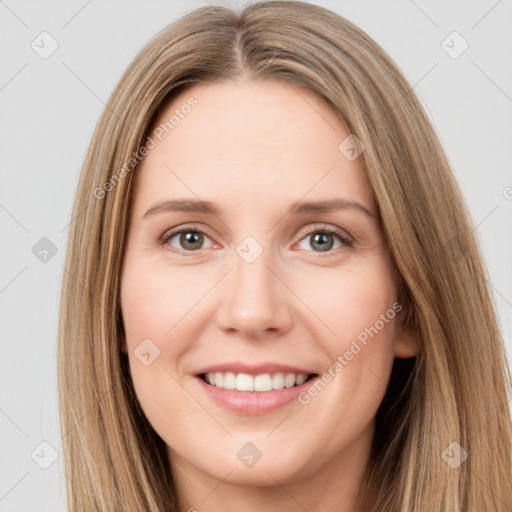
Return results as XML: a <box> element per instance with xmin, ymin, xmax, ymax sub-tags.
<box><xmin>215</xmin><ymin>247</ymin><xmax>294</xmax><ymax>340</ymax></box>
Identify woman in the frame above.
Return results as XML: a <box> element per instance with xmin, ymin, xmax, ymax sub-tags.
<box><xmin>58</xmin><ymin>1</ymin><xmax>512</xmax><ymax>510</ymax></box>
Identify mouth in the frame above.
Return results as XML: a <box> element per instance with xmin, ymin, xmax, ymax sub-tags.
<box><xmin>193</xmin><ymin>366</ymin><xmax>319</xmax><ymax>415</ymax></box>
<box><xmin>198</xmin><ymin>371</ymin><xmax>318</xmax><ymax>392</ymax></box>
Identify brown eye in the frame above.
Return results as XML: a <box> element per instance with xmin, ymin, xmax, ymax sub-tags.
<box><xmin>309</xmin><ymin>233</ymin><xmax>335</xmax><ymax>252</ymax></box>
<box><xmin>163</xmin><ymin>229</ymin><xmax>213</xmax><ymax>251</ymax></box>
<box><xmin>297</xmin><ymin>225</ymin><xmax>353</xmax><ymax>254</ymax></box>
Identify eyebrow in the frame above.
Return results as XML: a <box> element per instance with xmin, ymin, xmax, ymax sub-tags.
<box><xmin>142</xmin><ymin>198</ymin><xmax>375</xmax><ymax>219</ymax></box>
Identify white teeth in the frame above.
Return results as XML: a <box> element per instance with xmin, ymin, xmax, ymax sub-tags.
<box><xmin>223</xmin><ymin>371</ymin><xmax>236</xmax><ymax>389</ymax></box>
<box><xmin>235</xmin><ymin>373</ymin><xmax>254</xmax><ymax>391</ymax></box>
<box><xmin>272</xmin><ymin>372</ymin><xmax>285</xmax><ymax>390</ymax></box>
<box><xmin>254</xmin><ymin>374</ymin><xmax>272</xmax><ymax>392</ymax></box>
<box><xmin>204</xmin><ymin>371</ymin><xmax>309</xmax><ymax>392</ymax></box>
<box><xmin>295</xmin><ymin>374</ymin><xmax>307</xmax><ymax>386</ymax></box>
<box><xmin>284</xmin><ymin>374</ymin><xmax>296</xmax><ymax>388</ymax></box>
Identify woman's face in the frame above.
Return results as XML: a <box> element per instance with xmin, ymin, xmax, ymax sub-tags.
<box><xmin>120</xmin><ymin>79</ymin><xmax>417</xmax><ymax>492</ymax></box>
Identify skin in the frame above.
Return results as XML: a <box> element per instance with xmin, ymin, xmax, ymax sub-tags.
<box><xmin>120</xmin><ymin>79</ymin><xmax>418</xmax><ymax>512</ymax></box>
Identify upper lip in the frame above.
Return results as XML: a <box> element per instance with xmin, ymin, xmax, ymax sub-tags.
<box><xmin>194</xmin><ymin>362</ymin><xmax>316</xmax><ymax>376</ymax></box>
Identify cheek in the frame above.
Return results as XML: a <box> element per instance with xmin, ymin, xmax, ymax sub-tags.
<box><xmin>120</xmin><ymin>261</ymin><xmax>205</xmax><ymax>438</ymax></box>
<box><xmin>300</xmin><ymin>258</ymin><xmax>397</xmax><ymax>346</ymax></box>
<box><xmin>121</xmin><ymin>259</ymin><xmax>217</xmax><ymax>345</ymax></box>
<box><xmin>285</xmin><ymin>264</ymin><xmax>399</xmax><ymax>460</ymax></box>
<box><xmin>296</xmin><ymin>259</ymin><xmax>398</xmax><ymax>400</ymax></box>
<box><xmin>120</xmin><ymin>261</ymin><xmax>191</xmax><ymax>383</ymax></box>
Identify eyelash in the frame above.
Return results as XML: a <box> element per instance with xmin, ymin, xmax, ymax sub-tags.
<box><xmin>159</xmin><ymin>223</ymin><xmax>354</xmax><ymax>256</ymax></box>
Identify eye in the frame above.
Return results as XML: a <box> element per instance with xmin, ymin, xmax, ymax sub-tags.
<box><xmin>160</xmin><ymin>226</ymin><xmax>214</xmax><ymax>252</ymax></box>
<box><xmin>296</xmin><ymin>224</ymin><xmax>353</xmax><ymax>254</ymax></box>
<box><xmin>159</xmin><ymin>223</ymin><xmax>353</xmax><ymax>255</ymax></box>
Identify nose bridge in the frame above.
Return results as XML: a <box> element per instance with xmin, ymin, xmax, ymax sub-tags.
<box><xmin>215</xmin><ymin>239</ymin><xmax>292</xmax><ymax>336</ymax></box>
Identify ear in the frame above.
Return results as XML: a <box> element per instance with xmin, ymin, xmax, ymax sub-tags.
<box><xmin>122</xmin><ymin>341</ymin><xmax>128</xmax><ymax>355</ymax></box>
<box><xmin>394</xmin><ymin>305</ymin><xmax>420</xmax><ymax>359</ymax></box>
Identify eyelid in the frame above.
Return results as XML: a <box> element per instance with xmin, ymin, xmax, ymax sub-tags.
<box><xmin>296</xmin><ymin>222</ymin><xmax>352</xmax><ymax>241</ymax></box>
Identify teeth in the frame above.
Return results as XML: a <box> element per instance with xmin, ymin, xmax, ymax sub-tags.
<box><xmin>284</xmin><ymin>374</ymin><xmax>296</xmax><ymax>388</ymax></box>
<box><xmin>272</xmin><ymin>373</ymin><xmax>285</xmax><ymax>390</ymax></box>
<box><xmin>204</xmin><ymin>372</ymin><xmax>309</xmax><ymax>392</ymax></box>
<box><xmin>295</xmin><ymin>374</ymin><xmax>307</xmax><ymax>385</ymax></box>
<box><xmin>254</xmin><ymin>374</ymin><xmax>272</xmax><ymax>392</ymax></box>
<box><xmin>236</xmin><ymin>373</ymin><xmax>254</xmax><ymax>391</ymax></box>
<box><xmin>223</xmin><ymin>372</ymin><xmax>236</xmax><ymax>389</ymax></box>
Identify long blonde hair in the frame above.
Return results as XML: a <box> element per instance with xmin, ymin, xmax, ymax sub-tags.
<box><xmin>58</xmin><ymin>1</ymin><xmax>512</xmax><ymax>510</ymax></box>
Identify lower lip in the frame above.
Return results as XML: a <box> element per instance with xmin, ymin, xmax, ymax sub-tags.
<box><xmin>195</xmin><ymin>376</ymin><xmax>317</xmax><ymax>415</ymax></box>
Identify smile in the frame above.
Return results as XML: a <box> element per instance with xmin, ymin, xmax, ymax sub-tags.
<box><xmin>201</xmin><ymin>371</ymin><xmax>311</xmax><ymax>391</ymax></box>
<box><xmin>194</xmin><ymin>364</ymin><xmax>319</xmax><ymax>415</ymax></box>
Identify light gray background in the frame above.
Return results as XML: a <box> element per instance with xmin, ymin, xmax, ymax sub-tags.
<box><xmin>1</xmin><ymin>1</ymin><xmax>511</xmax><ymax>510</ymax></box>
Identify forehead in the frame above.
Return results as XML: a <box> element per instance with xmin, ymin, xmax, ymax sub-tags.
<box><xmin>132</xmin><ymin>79</ymin><xmax>374</xmax><ymax>215</ymax></box>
